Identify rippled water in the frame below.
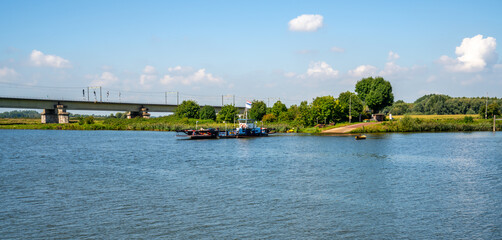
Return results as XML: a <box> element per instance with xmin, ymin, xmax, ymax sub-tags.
<box><xmin>0</xmin><ymin>130</ymin><xmax>501</xmax><ymax>239</ymax></box>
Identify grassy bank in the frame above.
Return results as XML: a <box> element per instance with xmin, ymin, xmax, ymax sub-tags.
<box><xmin>0</xmin><ymin>116</ymin><xmax>300</xmax><ymax>132</ymax></box>
<box><xmin>351</xmin><ymin>115</ymin><xmax>500</xmax><ymax>133</ymax></box>
<box><xmin>2</xmin><ymin>115</ymin><xmax>499</xmax><ymax>133</ymax></box>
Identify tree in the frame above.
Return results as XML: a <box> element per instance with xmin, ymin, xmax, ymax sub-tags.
<box><xmin>262</xmin><ymin>114</ymin><xmax>276</xmax><ymax>123</ymax></box>
<box><xmin>217</xmin><ymin>104</ymin><xmax>238</xmax><ymax>122</ymax></box>
<box><xmin>199</xmin><ymin>105</ymin><xmax>216</xmax><ymax>120</ymax></box>
<box><xmin>284</xmin><ymin>104</ymin><xmax>300</xmax><ymax>122</ymax></box>
<box><xmin>479</xmin><ymin>102</ymin><xmax>501</xmax><ymax>118</ymax></box>
<box><xmin>355</xmin><ymin>77</ymin><xmax>394</xmax><ymax>113</ymax></box>
<box><xmin>338</xmin><ymin>91</ymin><xmax>363</xmax><ymax>121</ymax></box>
<box><xmin>271</xmin><ymin>100</ymin><xmax>287</xmax><ymax>118</ymax></box>
<box><xmin>390</xmin><ymin>101</ymin><xmax>411</xmax><ymax>115</ymax></box>
<box><xmin>311</xmin><ymin>96</ymin><xmax>341</xmax><ymax>124</ymax></box>
<box><xmin>176</xmin><ymin>100</ymin><xmax>200</xmax><ymax>118</ymax></box>
<box><xmin>249</xmin><ymin>100</ymin><xmax>267</xmax><ymax>120</ymax></box>
<box><xmin>296</xmin><ymin>101</ymin><xmax>313</xmax><ymax>126</ymax></box>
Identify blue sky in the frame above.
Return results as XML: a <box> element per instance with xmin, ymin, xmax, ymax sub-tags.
<box><xmin>1</xmin><ymin>0</ymin><xmax>501</xmax><ymax>107</ymax></box>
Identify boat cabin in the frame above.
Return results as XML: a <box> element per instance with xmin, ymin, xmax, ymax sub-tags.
<box><xmin>238</xmin><ymin>119</ymin><xmax>256</xmax><ymax>129</ymax></box>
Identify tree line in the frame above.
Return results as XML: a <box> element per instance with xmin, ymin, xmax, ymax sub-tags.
<box><xmin>384</xmin><ymin>94</ymin><xmax>502</xmax><ymax>118</ymax></box>
<box><xmin>175</xmin><ymin>77</ymin><xmax>393</xmax><ymax>127</ymax></box>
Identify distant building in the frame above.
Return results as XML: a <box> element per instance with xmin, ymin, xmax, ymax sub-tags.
<box><xmin>372</xmin><ymin>113</ymin><xmax>385</xmax><ymax>122</ymax></box>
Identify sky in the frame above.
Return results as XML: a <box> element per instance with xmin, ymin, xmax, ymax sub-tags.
<box><xmin>1</xmin><ymin>0</ymin><xmax>502</xmax><ymax>108</ymax></box>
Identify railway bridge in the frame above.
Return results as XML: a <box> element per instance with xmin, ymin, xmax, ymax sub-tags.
<box><xmin>0</xmin><ymin>97</ymin><xmax>244</xmax><ymax>123</ymax></box>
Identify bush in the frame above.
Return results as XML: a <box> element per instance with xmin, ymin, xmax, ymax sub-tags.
<box><xmin>176</xmin><ymin>100</ymin><xmax>200</xmax><ymax>118</ymax></box>
<box><xmin>79</xmin><ymin>116</ymin><xmax>95</xmax><ymax>125</ymax></box>
<box><xmin>262</xmin><ymin>114</ymin><xmax>276</xmax><ymax>123</ymax></box>
<box><xmin>199</xmin><ymin>105</ymin><xmax>216</xmax><ymax>120</ymax></box>
<box><xmin>463</xmin><ymin>116</ymin><xmax>474</xmax><ymax>123</ymax></box>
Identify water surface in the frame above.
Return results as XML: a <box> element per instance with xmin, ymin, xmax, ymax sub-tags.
<box><xmin>0</xmin><ymin>130</ymin><xmax>501</xmax><ymax>239</ymax></box>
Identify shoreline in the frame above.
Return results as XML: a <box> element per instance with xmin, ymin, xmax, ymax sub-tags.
<box><xmin>0</xmin><ymin>115</ymin><xmax>500</xmax><ymax>133</ymax></box>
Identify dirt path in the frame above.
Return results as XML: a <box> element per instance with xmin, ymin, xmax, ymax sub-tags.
<box><xmin>322</xmin><ymin>122</ymin><xmax>380</xmax><ymax>133</ymax></box>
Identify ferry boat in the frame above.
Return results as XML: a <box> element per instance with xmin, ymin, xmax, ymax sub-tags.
<box><xmin>177</xmin><ymin>119</ymin><xmax>270</xmax><ymax>140</ymax></box>
<box><xmin>176</xmin><ymin>101</ymin><xmax>270</xmax><ymax>140</ymax></box>
<box><xmin>176</xmin><ymin>129</ymin><xmax>219</xmax><ymax>139</ymax></box>
<box><xmin>219</xmin><ymin>119</ymin><xmax>269</xmax><ymax>138</ymax></box>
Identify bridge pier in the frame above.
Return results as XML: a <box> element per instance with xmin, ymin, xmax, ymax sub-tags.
<box><xmin>127</xmin><ymin>107</ymin><xmax>150</xmax><ymax>119</ymax></box>
<box><xmin>41</xmin><ymin>104</ymin><xmax>69</xmax><ymax>123</ymax></box>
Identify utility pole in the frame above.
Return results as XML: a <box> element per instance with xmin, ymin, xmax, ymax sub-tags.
<box><xmin>494</xmin><ymin>115</ymin><xmax>496</xmax><ymax>132</ymax></box>
<box><xmin>349</xmin><ymin>94</ymin><xmax>352</xmax><ymax>123</ymax></box>
<box><xmin>222</xmin><ymin>95</ymin><xmax>224</xmax><ymax>106</ymax></box>
<box><xmin>233</xmin><ymin>95</ymin><xmax>235</xmax><ymax>106</ymax></box>
<box><xmin>177</xmin><ymin>91</ymin><xmax>179</xmax><ymax>106</ymax></box>
<box><xmin>485</xmin><ymin>92</ymin><xmax>488</xmax><ymax>119</ymax></box>
<box><xmin>165</xmin><ymin>92</ymin><xmax>167</xmax><ymax>104</ymax></box>
<box><xmin>99</xmin><ymin>86</ymin><xmax>102</xmax><ymax>102</ymax></box>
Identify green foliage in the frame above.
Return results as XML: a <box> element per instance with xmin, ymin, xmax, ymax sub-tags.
<box><xmin>262</xmin><ymin>113</ymin><xmax>276</xmax><ymax>123</ymax></box>
<box><xmin>338</xmin><ymin>91</ymin><xmax>363</xmax><ymax>121</ymax></box>
<box><xmin>411</xmin><ymin>94</ymin><xmax>490</xmax><ymax>115</ymax></box>
<box><xmin>295</xmin><ymin>101</ymin><xmax>312</xmax><ymax>126</ymax></box>
<box><xmin>390</xmin><ymin>101</ymin><xmax>412</xmax><ymax>115</ymax></box>
<box><xmin>115</xmin><ymin>112</ymin><xmax>127</xmax><ymax>119</ymax></box>
<box><xmin>176</xmin><ymin>100</ymin><xmax>200</xmax><ymax>118</ymax></box>
<box><xmin>479</xmin><ymin>102</ymin><xmax>502</xmax><ymax>118</ymax></box>
<box><xmin>79</xmin><ymin>116</ymin><xmax>95</xmax><ymax>125</ymax></box>
<box><xmin>0</xmin><ymin>110</ymin><xmax>40</xmax><ymax>118</ymax></box>
<box><xmin>463</xmin><ymin>116</ymin><xmax>474</xmax><ymax>123</ymax></box>
<box><xmin>217</xmin><ymin>104</ymin><xmax>238</xmax><ymax>122</ymax></box>
<box><xmin>355</xmin><ymin>77</ymin><xmax>394</xmax><ymax>113</ymax></box>
<box><xmin>249</xmin><ymin>100</ymin><xmax>267</xmax><ymax>121</ymax></box>
<box><xmin>354</xmin><ymin>77</ymin><xmax>373</xmax><ymax>101</ymax></box>
<box><xmin>352</xmin><ymin>116</ymin><xmax>499</xmax><ymax>133</ymax></box>
<box><xmin>311</xmin><ymin>96</ymin><xmax>341</xmax><ymax>124</ymax></box>
<box><xmin>282</xmin><ymin>105</ymin><xmax>300</xmax><ymax>122</ymax></box>
<box><xmin>271</xmin><ymin>100</ymin><xmax>287</xmax><ymax>118</ymax></box>
<box><xmin>199</xmin><ymin>105</ymin><xmax>216</xmax><ymax>120</ymax></box>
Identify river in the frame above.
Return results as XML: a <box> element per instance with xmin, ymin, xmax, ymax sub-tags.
<box><xmin>0</xmin><ymin>130</ymin><xmax>501</xmax><ymax>239</ymax></box>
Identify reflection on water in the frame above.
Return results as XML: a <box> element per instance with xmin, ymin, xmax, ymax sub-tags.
<box><xmin>0</xmin><ymin>130</ymin><xmax>501</xmax><ymax>239</ymax></box>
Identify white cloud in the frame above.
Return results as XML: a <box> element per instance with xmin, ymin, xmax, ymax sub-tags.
<box><xmin>30</xmin><ymin>50</ymin><xmax>71</xmax><ymax>68</ymax></box>
<box><xmin>0</xmin><ymin>67</ymin><xmax>17</xmax><ymax>79</ymax></box>
<box><xmin>305</xmin><ymin>61</ymin><xmax>339</xmax><ymax>78</ymax></box>
<box><xmin>90</xmin><ymin>72</ymin><xmax>118</xmax><ymax>87</ymax></box>
<box><xmin>288</xmin><ymin>14</ymin><xmax>323</xmax><ymax>32</ymax></box>
<box><xmin>379</xmin><ymin>61</ymin><xmax>409</xmax><ymax>76</ymax></box>
<box><xmin>348</xmin><ymin>65</ymin><xmax>377</xmax><ymax>77</ymax></box>
<box><xmin>438</xmin><ymin>34</ymin><xmax>498</xmax><ymax>72</ymax></box>
<box><xmin>143</xmin><ymin>65</ymin><xmax>156</xmax><ymax>74</ymax></box>
<box><xmin>331</xmin><ymin>46</ymin><xmax>345</xmax><ymax>53</ymax></box>
<box><xmin>388</xmin><ymin>51</ymin><xmax>400</xmax><ymax>61</ymax></box>
<box><xmin>160</xmin><ymin>66</ymin><xmax>223</xmax><ymax>86</ymax></box>
<box><xmin>140</xmin><ymin>65</ymin><xmax>157</xmax><ymax>87</ymax></box>
<box><xmin>284</xmin><ymin>72</ymin><xmax>297</xmax><ymax>78</ymax></box>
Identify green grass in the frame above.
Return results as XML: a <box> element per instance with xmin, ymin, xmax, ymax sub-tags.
<box><xmin>351</xmin><ymin>116</ymin><xmax>499</xmax><ymax>133</ymax></box>
<box><xmin>2</xmin><ymin>115</ymin><xmax>499</xmax><ymax>133</ymax></box>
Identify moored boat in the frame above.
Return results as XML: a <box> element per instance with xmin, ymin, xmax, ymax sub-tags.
<box><xmin>176</xmin><ymin>129</ymin><xmax>219</xmax><ymax>139</ymax></box>
<box><xmin>355</xmin><ymin>135</ymin><xmax>366</xmax><ymax>140</ymax></box>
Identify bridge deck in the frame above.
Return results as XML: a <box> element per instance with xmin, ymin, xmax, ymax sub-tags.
<box><xmin>0</xmin><ymin>97</ymin><xmax>244</xmax><ymax>113</ymax></box>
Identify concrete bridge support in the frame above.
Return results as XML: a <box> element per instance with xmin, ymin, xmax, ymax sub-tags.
<box><xmin>41</xmin><ymin>104</ymin><xmax>69</xmax><ymax>123</ymax></box>
<box><xmin>126</xmin><ymin>107</ymin><xmax>151</xmax><ymax>119</ymax></box>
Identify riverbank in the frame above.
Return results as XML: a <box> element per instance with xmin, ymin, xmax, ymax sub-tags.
<box><xmin>0</xmin><ymin>117</ymin><xmax>299</xmax><ymax>132</ymax></box>
<box><xmin>1</xmin><ymin>115</ymin><xmax>500</xmax><ymax>133</ymax></box>
<box><xmin>350</xmin><ymin>115</ymin><xmax>500</xmax><ymax>133</ymax></box>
